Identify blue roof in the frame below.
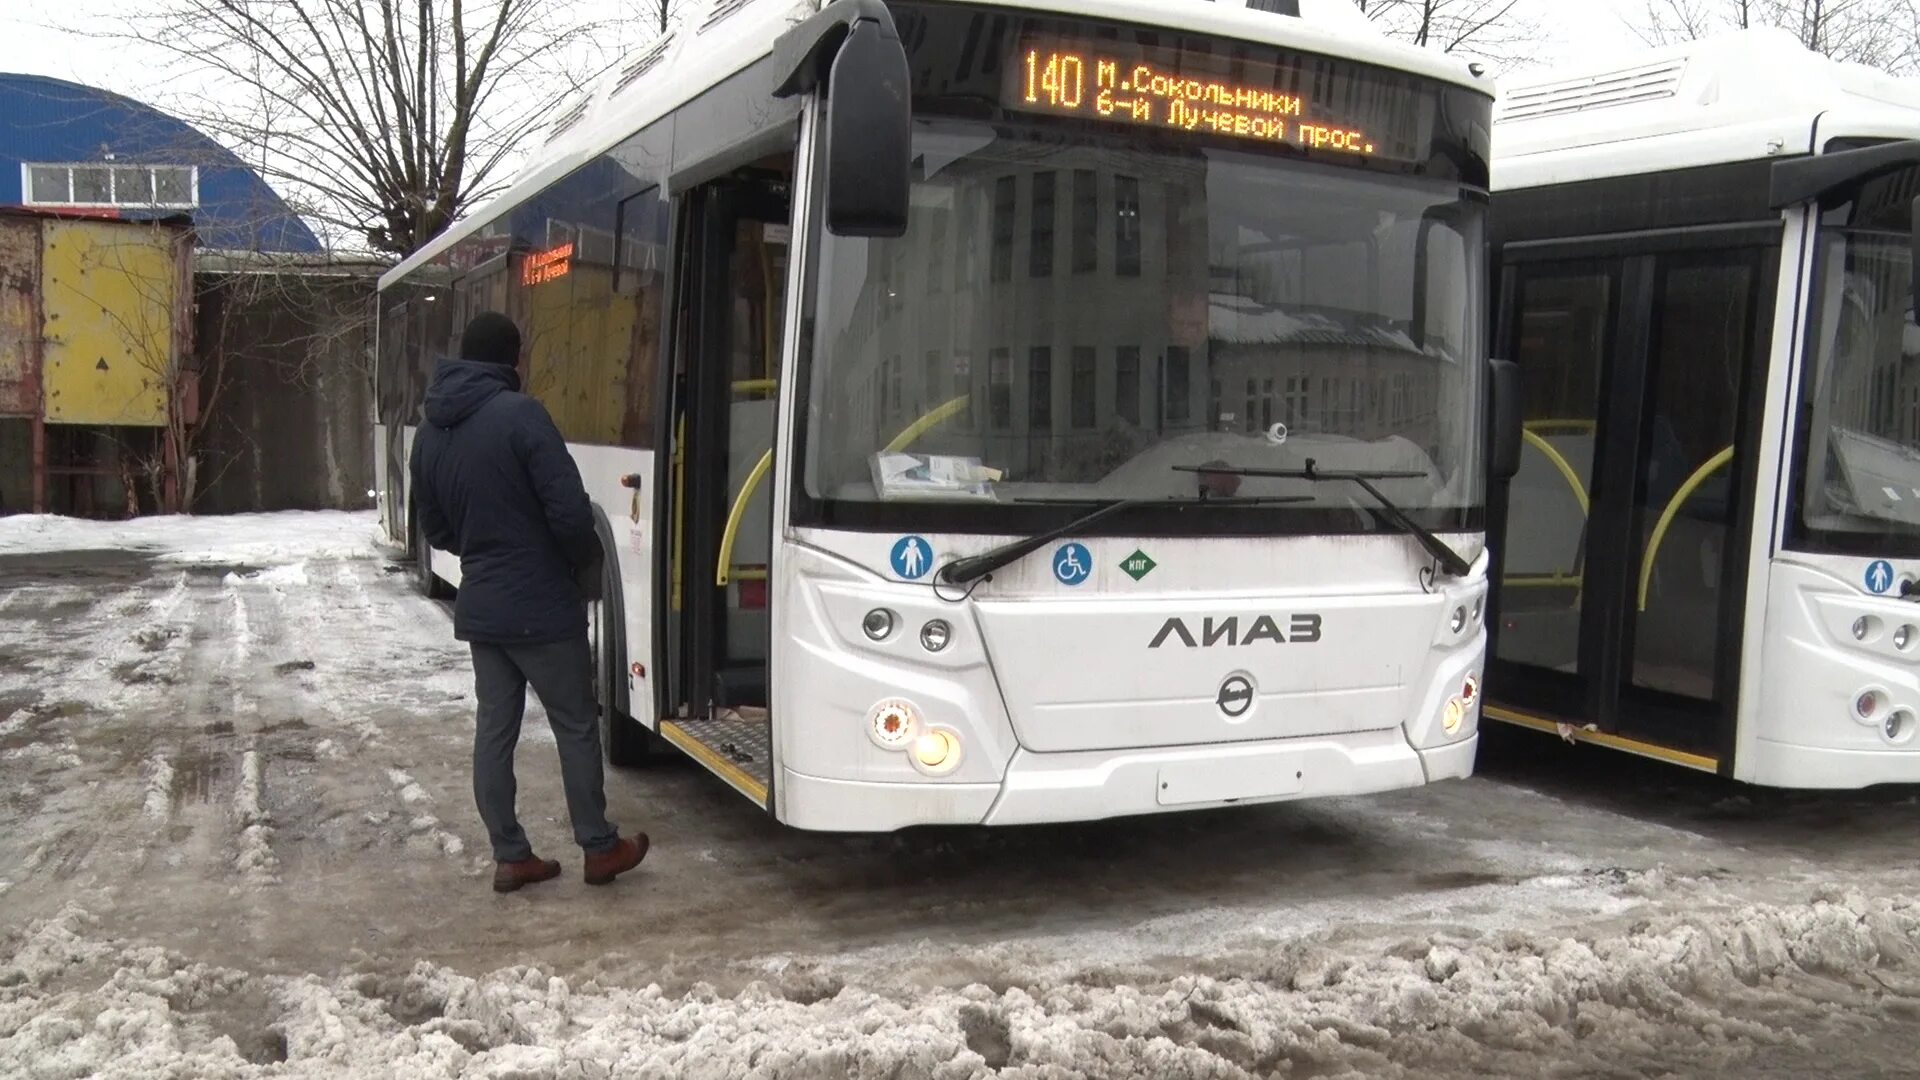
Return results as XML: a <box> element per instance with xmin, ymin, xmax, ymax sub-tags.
<box><xmin>0</xmin><ymin>72</ymin><xmax>320</xmax><ymax>254</ymax></box>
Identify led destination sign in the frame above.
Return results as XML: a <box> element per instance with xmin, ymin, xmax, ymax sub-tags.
<box><xmin>1005</xmin><ymin>37</ymin><xmax>1419</xmax><ymax>159</ymax></box>
<box><xmin>521</xmin><ymin>242</ymin><xmax>573</xmax><ymax>286</ymax></box>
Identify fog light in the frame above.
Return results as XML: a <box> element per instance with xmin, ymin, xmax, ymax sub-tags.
<box><xmin>868</xmin><ymin>699</ymin><xmax>918</xmax><ymax>750</ymax></box>
<box><xmin>863</xmin><ymin>608</ymin><xmax>896</xmax><ymax>641</ymax></box>
<box><xmin>1472</xmin><ymin>597</ymin><xmax>1484</xmax><ymax>623</ymax></box>
<box><xmin>920</xmin><ymin>619</ymin><xmax>952</xmax><ymax>652</ymax></box>
<box><xmin>906</xmin><ymin>722</ymin><xmax>952</xmax><ymax>764</ymax></box>
<box><xmin>1450</xmin><ymin>606</ymin><xmax>1467</xmax><ymax>634</ymax></box>
<box><xmin>1442</xmin><ymin>697</ymin><xmax>1466</xmax><ymax>735</ymax></box>
<box><xmin>1887</xmin><ymin>709</ymin><xmax>1914</xmax><ymax>744</ymax></box>
<box><xmin>1898</xmin><ymin>625</ymin><xmax>1914</xmax><ymax>651</ymax></box>
<box><xmin>912</xmin><ymin>728</ymin><xmax>962</xmax><ymax>774</ymax></box>
<box><xmin>1854</xmin><ymin>616</ymin><xmax>1873</xmax><ymax>641</ymax></box>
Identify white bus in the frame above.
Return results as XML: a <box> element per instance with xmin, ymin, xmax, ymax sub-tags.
<box><xmin>374</xmin><ymin>0</ymin><xmax>1517</xmax><ymax>830</ymax></box>
<box><xmin>1487</xmin><ymin>28</ymin><xmax>1920</xmax><ymax>787</ymax></box>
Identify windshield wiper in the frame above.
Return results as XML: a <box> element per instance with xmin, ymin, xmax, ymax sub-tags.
<box><xmin>1011</xmin><ymin>495</ymin><xmax>1315</xmax><ymax>506</ymax></box>
<box><xmin>938</xmin><ymin>498</ymin><xmax>1144</xmax><ymax>585</ymax></box>
<box><xmin>1171</xmin><ymin>458</ymin><xmax>1472</xmax><ymax>577</ymax></box>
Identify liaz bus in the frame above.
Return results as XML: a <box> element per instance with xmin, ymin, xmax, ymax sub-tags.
<box><xmin>1487</xmin><ymin>28</ymin><xmax>1920</xmax><ymax>787</ymax></box>
<box><xmin>374</xmin><ymin>0</ymin><xmax>1519</xmax><ymax>830</ymax></box>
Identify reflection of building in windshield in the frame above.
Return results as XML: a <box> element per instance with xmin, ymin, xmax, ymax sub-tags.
<box><xmin>819</xmin><ymin>138</ymin><xmax>1467</xmax><ymax>490</ymax></box>
<box><xmin>1205</xmin><ymin>293</ymin><xmax>1442</xmax><ymax>450</ymax></box>
<box><xmin>1826</xmin><ymin>264</ymin><xmax>1920</xmax><ymax>449</ymax></box>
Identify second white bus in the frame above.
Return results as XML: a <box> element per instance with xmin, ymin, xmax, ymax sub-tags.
<box><xmin>1488</xmin><ymin>28</ymin><xmax>1920</xmax><ymax>788</ymax></box>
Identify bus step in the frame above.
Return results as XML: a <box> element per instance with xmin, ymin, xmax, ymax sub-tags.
<box><xmin>659</xmin><ymin>710</ymin><xmax>772</xmax><ymax>808</ymax></box>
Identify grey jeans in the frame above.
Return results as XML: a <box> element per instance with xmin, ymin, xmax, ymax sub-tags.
<box><xmin>470</xmin><ymin>635</ymin><xmax>619</xmax><ymax>862</ymax></box>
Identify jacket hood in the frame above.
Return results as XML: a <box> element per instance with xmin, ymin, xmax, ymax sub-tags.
<box><xmin>424</xmin><ymin>359</ymin><xmax>519</xmax><ymax>428</ymax></box>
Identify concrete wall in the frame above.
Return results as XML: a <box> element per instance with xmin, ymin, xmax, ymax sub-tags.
<box><xmin>191</xmin><ymin>272</ymin><xmax>376</xmax><ymax>515</ymax></box>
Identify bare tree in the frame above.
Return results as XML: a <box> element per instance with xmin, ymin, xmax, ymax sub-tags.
<box><xmin>1632</xmin><ymin>0</ymin><xmax>1920</xmax><ymax>72</ymax></box>
<box><xmin>1356</xmin><ymin>0</ymin><xmax>1543</xmax><ymax>66</ymax></box>
<box><xmin>78</xmin><ymin>2</ymin><xmax>662</xmax><ymax>259</ymax></box>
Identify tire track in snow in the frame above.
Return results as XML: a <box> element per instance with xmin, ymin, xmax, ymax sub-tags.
<box><xmin>233</xmin><ymin>748</ymin><xmax>279</xmax><ymax>885</ymax></box>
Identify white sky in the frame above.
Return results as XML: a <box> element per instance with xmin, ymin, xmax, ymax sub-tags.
<box><xmin>0</xmin><ymin>0</ymin><xmax>1652</xmax><ymax>96</ymax></box>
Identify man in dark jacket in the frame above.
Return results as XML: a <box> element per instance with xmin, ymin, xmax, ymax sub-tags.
<box><xmin>410</xmin><ymin>311</ymin><xmax>647</xmax><ymax>893</ymax></box>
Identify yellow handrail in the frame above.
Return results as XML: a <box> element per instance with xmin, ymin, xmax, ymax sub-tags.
<box><xmin>1522</xmin><ymin>428</ymin><xmax>1590</xmax><ymax>516</ymax></box>
<box><xmin>732</xmin><ymin>378</ymin><xmax>778</xmax><ymax>395</ymax></box>
<box><xmin>883</xmin><ymin>394</ymin><xmax>970</xmax><ymax>453</ymax></box>
<box><xmin>1636</xmin><ymin>446</ymin><xmax>1734</xmax><ymax>613</ymax></box>
<box><xmin>716</xmin><ymin>449</ymin><xmax>774</xmax><ymax>587</ymax></box>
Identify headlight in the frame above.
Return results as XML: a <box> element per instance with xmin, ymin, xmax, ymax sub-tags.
<box><xmin>920</xmin><ymin>619</ymin><xmax>952</xmax><ymax>652</ymax></box>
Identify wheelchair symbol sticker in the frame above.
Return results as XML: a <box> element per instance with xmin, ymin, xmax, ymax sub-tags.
<box><xmin>1053</xmin><ymin>542</ymin><xmax>1091</xmax><ymax>586</ymax></box>
<box><xmin>890</xmin><ymin>536</ymin><xmax>932</xmax><ymax>580</ymax></box>
<box><xmin>1867</xmin><ymin>559</ymin><xmax>1896</xmax><ymax>595</ymax></box>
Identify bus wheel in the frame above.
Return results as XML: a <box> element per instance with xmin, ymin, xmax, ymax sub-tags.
<box><xmin>595</xmin><ymin>556</ymin><xmax>666</xmax><ymax>768</ymax></box>
<box><xmin>412</xmin><ymin>516</ymin><xmax>453</xmax><ymax>600</ymax></box>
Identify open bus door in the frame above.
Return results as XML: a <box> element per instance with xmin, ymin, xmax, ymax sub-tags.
<box><xmin>658</xmin><ymin>168</ymin><xmax>791</xmax><ymax>809</ymax></box>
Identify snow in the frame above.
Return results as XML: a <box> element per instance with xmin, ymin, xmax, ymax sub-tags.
<box><xmin>8</xmin><ymin>510</ymin><xmax>1920</xmax><ymax>1076</ymax></box>
<box><xmin>0</xmin><ymin>510</ymin><xmax>381</xmax><ymax>565</ymax></box>
<box><xmin>1</xmin><ymin>888</ymin><xmax>1917</xmax><ymax>1077</ymax></box>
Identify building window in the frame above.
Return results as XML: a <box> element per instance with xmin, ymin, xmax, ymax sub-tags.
<box><xmin>1029</xmin><ymin>346</ymin><xmax>1052</xmax><ymax>431</ymax></box>
<box><xmin>1072</xmin><ymin>169</ymin><xmax>1098</xmax><ymax>274</ymax></box>
<box><xmin>991</xmin><ymin>176</ymin><xmax>1016</xmax><ymax>282</ymax></box>
<box><xmin>1115</xmin><ymin>346</ymin><xmax>1140</xmax><ymax>424</ymax></box>
<box><xmin>23</xmin><ymin>163</ymin><xmax>199</xmax><ymax>209</ymax></box>
<box><xmin>1115</xmin><ymin>175</ymin><xmax>1141</xmax><ymax>277</ymax></box>
<box><xmin>1166</xmin><ymin>346</ymin><xmax>1190</xmax><ymax>421</ymax></box>
<box><xmin>1071</xmin><ymin>346</ymin><xmax>1096</xmax><ymax>429</ymax></box>
<box><xmin>1030</xmin><ymin>171</ymin><xmax>1055</xmax><ymax>278</ymax></box>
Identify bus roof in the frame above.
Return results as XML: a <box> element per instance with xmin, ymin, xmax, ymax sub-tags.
<box><xmin>381</xmin><ymin>0</ymin><xmax>1492</xmax><ymax>291</ymax></box>
<box><xmin>1493</xmin><ymin>27</ymin><xmax>1920</xmax><ymax>192</ymax></box>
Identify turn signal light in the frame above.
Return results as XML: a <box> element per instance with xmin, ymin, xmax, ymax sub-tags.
<box><xmin>868</xmin><ymin>699</ymin><xmax>918</xmax><ymax>750</ymax></box>
<box><xmin>1442</xmin><ymin>697</ymin><xmax>1466</xmax><ymax>736</ymax></box>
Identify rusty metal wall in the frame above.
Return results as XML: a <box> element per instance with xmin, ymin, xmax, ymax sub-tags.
<box><xmin>0</xmin><ymin>218</ymin><xmax>39</xmax><ymax>418</ymax></box>
<box><xmin>40</xmin><ymin>219</ymin><xmax>181</xmax><ymax>427</ymax></box>
<box><xmin>192</xmin><ymin>273</ymin><xmax>377</xmax><ymax>514</ymax></box>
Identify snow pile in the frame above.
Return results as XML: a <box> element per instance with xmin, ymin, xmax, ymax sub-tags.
<box><xmin>4</xmin><ymin>888</ymin><xmax>1918</xmax><ymax>1078</ymax></box>
<box><xmin>0</xmin><ymin>511</ymin><xmax>382</xmax><ymax>564</ymax></box>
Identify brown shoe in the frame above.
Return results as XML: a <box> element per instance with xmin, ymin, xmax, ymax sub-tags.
<box><xmin>583</xmin><ymin>833</ymin><xmax>649</xmax><ymax>885</ymax></box>
<box><xmin>492</xmin><ymin>856</ymin><xmax>561</xmax><ymax>894</ymax></box>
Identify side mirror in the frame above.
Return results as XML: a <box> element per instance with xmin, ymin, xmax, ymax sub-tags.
<box><xmin>824</xmin><ymin>19</ymin><xmax>911</xmax><ymax>238</ymax></box>
<box><xmin>1489</xmin><ymin>357</ymin><xmax>1523</xmax><ymax>482</ymax></box>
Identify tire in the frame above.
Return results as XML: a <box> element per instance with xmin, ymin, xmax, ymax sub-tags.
<box><xmin>594</xmin><ymin>553</ymin><xmax>667</xmax><ymax>767</ymax></box>
<box><xmin>413</xmin><ymin>511</ymin><xmax>453</xmax><ymax>600</ymax></box>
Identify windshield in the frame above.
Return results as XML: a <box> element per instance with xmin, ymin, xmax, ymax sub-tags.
<box><xmin>1795</xmin><ymin>219</ymin><xmax>1920</xmax><ymax>556</ymax></box>
<box><xmin>798</xmin><ymin>116</ymin><xmax>1486</xmax><ymax>534</ymax></box>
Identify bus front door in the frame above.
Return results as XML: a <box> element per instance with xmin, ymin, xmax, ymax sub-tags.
<box><xmin>660</xmin><ymin>168</ymin><xmax>791</xmax><ymax>807</ymax></box>
<box><xmin>1489</xmin><ymin>242</ymin><xmax>1775</xmax><ymax>770</ymax></box>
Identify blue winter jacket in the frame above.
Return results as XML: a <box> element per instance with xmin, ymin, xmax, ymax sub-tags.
<box><xmin>409</xmin><ymin>359</ymin><xmax>600</xmax><ymax>644</ymax></box>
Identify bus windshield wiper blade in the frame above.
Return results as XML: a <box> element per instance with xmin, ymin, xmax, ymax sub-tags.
<box><xmin>1011</xmin><ymin>495</ymin><xmax>1315</xmax><ymax>506</ymax></box>
<box><xmin>1171</xmin><ymin>459</ymin><xmax>1472</xmax><ymax>577</ymax></box>
<box><xmin>938</xmin><ymin>498</ymin><xmax>1143</xmax><ymax>585</ymax></box>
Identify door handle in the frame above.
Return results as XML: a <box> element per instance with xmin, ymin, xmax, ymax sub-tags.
<box><xmin>620</xmin><ymin>474</ymin><xmax>644</xmax><ymax>490</ymax></box>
